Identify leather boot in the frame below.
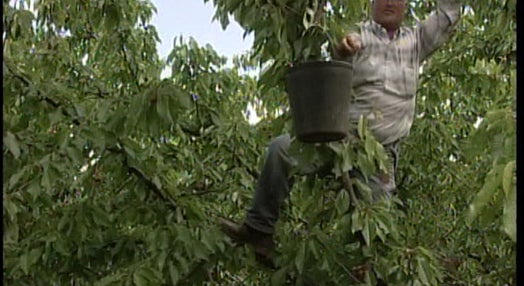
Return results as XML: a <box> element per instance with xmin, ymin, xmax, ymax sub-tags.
<box><xmin>218</xmin><ymin>218</ymin><xmax>276</xmax><ymax>269</ymax></box>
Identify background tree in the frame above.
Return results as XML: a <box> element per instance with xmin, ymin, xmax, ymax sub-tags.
<box><xmin>3</xmin><ymin>0</ymin><xmax>515</xmax><ymax>285</ymax></box>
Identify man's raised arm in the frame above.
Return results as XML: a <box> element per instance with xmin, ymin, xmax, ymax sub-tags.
<box><xmin>418</xmin><ymin>0</ymin><xmax>462</xmax><ymax>61</ymax></box>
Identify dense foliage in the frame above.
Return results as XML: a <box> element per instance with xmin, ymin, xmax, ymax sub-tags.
<box><xmin>3</xmin><ymin>0</ymin><xmax>515</xmax><ymax>285</ymax></box>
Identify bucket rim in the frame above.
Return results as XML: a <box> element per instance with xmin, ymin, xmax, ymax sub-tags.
<box><xmin>287</xmin><ymin>60</ymin><xmax>352</xmax><ymax>73</ymax></box>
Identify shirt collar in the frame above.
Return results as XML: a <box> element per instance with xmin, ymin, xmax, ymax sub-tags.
<box><xmin>368</xmin><ymin>20</ymin><xmax>404</xmax><ymax>40</ymax></box>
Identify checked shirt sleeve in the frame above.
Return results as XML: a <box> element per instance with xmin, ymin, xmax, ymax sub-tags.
<box><xmin>417</xmin><ymin>0</ymin><xmax>462</xmax><ymax>61</ymax></box>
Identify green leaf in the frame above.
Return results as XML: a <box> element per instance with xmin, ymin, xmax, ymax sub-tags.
<box><xmin>133</xmin><ymin>270</ymin><xmax>148</xmax><ymax>286</ymax></box>
<box><xmin>82</xmin><ymin>127</ymin><xmax>107</xmax><ymax>151</ymax></box>
<box><xmin>66</xmin><ymin>146</ymin><xmax>84</xmax><ymax>165</ymax></box>
<box><xmin>103</xmin><ymin>2</ymin><xmax>120</xmax><ymax>31</ymax></box>
<box><xmin>364</xmin><ymin>136</ymin><xmax>375</xmax><ymax>160</ymax></box>
<box><xmin>271</xmin><ymin>267</ymin><xmax>288</xmax><ymax>286</ymax></box>
<box><xmin>41</xmin><ymin>167</ymin><xmax>52</xmax><ymax>190</ymax></box>
<box><xmin>106</xmin><ymin>109</ymin><xmax>127</xmax><ymax>136</ymax></box>
<box><xmin>29</xmin><ymin>247</ymin><xmax>42</xmax><ymax>266</ymax></box>
<box><xmin>92</xmin><ymin>205</ymin><xmax>112</xmax><ymax>227</ymax></box>
<box><xmin>210</xmin><ymin>111</ymin><xmax>222</xmax><ymax>126</ymax></box>
<box><xmin>192</xmin><ymin>240</ymin><xmax>209</xmax><ymax>260</ymax></box>
<box><xmin>159</xmin><ymin>230</ymin><xmax>169</xmax><ymax>250</ymax></box>
<box><xmin>54</xmin><ymin>237</ymin><xmax>70</xmax><ymax>256</ymax></box>
<box><xmin>341</xmin><ymin>149</ymin><xmax>353</xmax><ymax>172</ymax></box>
<box><xmin>4</xmin><ymin>131</ymin><xmax>21</xmax><ymax>159</ymax></box>
<box><xmin>362</xmin><ymin>218</ymin><xmax>370</xmax><ymax>246</ymax></box>
<box><xmin>147</xmin><ymin>109</ymin><xmax>162</xmax><ymax>135</ymax></box>
<box><xmin>335</xmin><ymin>190</ymin><xmax>350</xmax><ymax>215</ymax></box>
<box><xmin>156</xmin><ymin>90</ymin><xmax>174</xmax><ymax>124</ymax></box>
<box><xmin>502</xmin><ymin>161</ymin><xmax>515</xmax><ymax>195</ymax></box>
<box><xmin>174</xmin><ymin>87</ymin><xmax>191</xmax><ymax>109</ymax></box>
<box><xmin>20</xmin><ymin>252</ymin><xmax>30</xmax><ymax>275</ymax></box>
<box><xmin>351</xmin><ymin>209</ymin><xmax>363</xmax><ymax>233</ymax></box>
<box><xmin>126</xmin><ymin>95</ymin><xmax>146</xmax><ymax>130</ymax></box>
<box><xmin>303</xmin><ymin>7</ymin><xmax>315</xmax><ymax>30</ymax></box>
<box><xmin>502</xmin><ymin>182</ymin><xmax>516</xmax><ymax>242</ymax></box>
<box><xmin>308</xmin><ymin>240</ymin><xmax>320</xmax><ymax>259</ymax></box>
<box><xmin>357</xmin><ymin>115</ymin><xmax>366</xmax><ymax>139</ymax></box>
<box><xmin>320</xmin><ymin>256</ymin><xmax>330</xmax><ymax>271</ymax></box>
<box><xmin>295</xmin><ymin>241</ymin><xmax>306</xmax><ymax>274</ymax></box>
<box><xmin>133</xmin><ymin>267</ymin><xmax>158</xmax><ymax>286</ymax></box>
<box><xmin>356</xmin><ymin>152</ymin><xmax>375</xmax><ymax>180</ymax></box>
<box><xmin>4</xmin><ymin>221</ymin><xmax>19</xmax><ymax>243</ymax></box>
<box><xmin>152</xmin><ymin>176</ymin><xmax>162</xmax><ymax>190</ymax></box>
<box><xmin>416</xmin><ymin>257</ymin><xmax>430</xmax><ymax>285</ymax></box>
<box><xmin>177</xmin><ymin>255</ymin><xmax>190</xmax><ymax>274</ymax></box>
<box><xmin>467</xmin><ymin>164</ymin><xmax>504</xmax><ymax>223</ymax></box>
<box><xmin>8</xmin><ymin>167</ymin><xmax>26</xmax><ymax>189</ymax></box>
<box><xmin>95</xmin><ymin>274</ymin><xmax>123</xmax><ymax>286</ymax></box>
<box><xmin>354</xmin><ymin>178</ymin><xmax>373</xmax><ymax>202</ymax></box>
<box><xmin>27</xmin><ymin>179</ymin><xmax>41</xmax><ymax>201</ymax></box>
<box><xmin>168</xmin><ymin>262</ymin><xmax>179</xmax><ymax>285</ymax></box>
<box><xmin>176</xmin><ymin>226</ymin><xmax>191</xmax><ymax>246</ymax></box>
<box><xmin>374</xmin><ymin>212</ymin><xmax>392</xmax><ymax>241</ymax></box>
<box><xmin>157</xmin><ymin>251</ymin><xmax>168</xmax><ymax>272</ymax></box>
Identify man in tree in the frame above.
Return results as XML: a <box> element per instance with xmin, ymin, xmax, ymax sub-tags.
<box><xmin>220</xmin><ymin>0</ymin><xmax>461</xmax><ymax>268</ymax></box>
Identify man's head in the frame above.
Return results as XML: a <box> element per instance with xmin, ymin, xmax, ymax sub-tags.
<box><xmin>371</xmin><ymin>0</ymin><xmax>408</xmax><ymax>32</ymax></box>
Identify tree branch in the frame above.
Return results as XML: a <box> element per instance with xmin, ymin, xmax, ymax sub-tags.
<box><xmin>5</xmin><ymin>64</ymin><xmax>81</xmax><ymax>125</ymax></box>
<box><xmin>108</xmin><ymin>143</ymin><xmax>178</xmax><ymax>212</ymax></box>
<box><xmin>342</xmin><ymin>172</ymin><xmax>360</xmax><ymax>208</ymax></box>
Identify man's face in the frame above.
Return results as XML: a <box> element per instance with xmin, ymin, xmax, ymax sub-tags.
<box><xmin>371</xmin><ymin>0</ymin><xmax>407</xmax><ymax>31</ymax></box>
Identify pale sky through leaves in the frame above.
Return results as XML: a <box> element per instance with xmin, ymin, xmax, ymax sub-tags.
<box><xmin>150</xmin><ymin>0</ymin><xmax>260</xmax><ymax>123</ymax></box>
<box><xmin>150</xmin><ymin>0</ymin><xmax>253</xmax><ymax>63</ymax></box>
<box><xmin>8</xmin><ymin>0</ymin><xmax>260</xmax><ymax>123</ymax></box>
<box><xmin>9</xmin><ymin>0</ymin><xmax>253</xmax><ymax>61</ymax></box>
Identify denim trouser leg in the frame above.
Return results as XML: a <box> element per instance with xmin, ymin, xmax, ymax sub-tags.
<box><xmin>245</xmin><ymin>134</ymin><xmax>294</xmax><ymax>234</ymax></box>
<box><xmin>244</xmin><ymin>134</ymin><xmax>400</xmax><ymax>234</ymax></box>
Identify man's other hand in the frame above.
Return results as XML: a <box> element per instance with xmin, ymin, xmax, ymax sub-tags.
<box><xmin>336</xmin><ymin>33</ymin><xmax>363</xmax><ymax>57</ymax></box>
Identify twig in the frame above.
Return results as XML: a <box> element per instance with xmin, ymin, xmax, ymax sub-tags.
<box><xmin>115</xmin><ymin>176</ymin><xmax>133</xmax><ymax>194</ymax></box>
<box><xmin>335</xmin><ymin>258</ymin><xmax>361</xmax><ymax>282</ymax></box>
<box><xmin>181</xmin><ymin>189</ymin><xmax>220</xmax><ymax>197</ymax></box>
<box><xmin>126</xmin><ymin>162</ymin><xmax>178</xmax><ymax>211</ymax></box>
<box><xmin>119</xmin><ymin>33</ymin><xmax>140</xmax><ymax>89</ymax></box>
<box><xmin>313</xmin><ymin>0</ymin><xmax>328</xmax><ymax>24</ymax></box>
<box><xmin>342</xmin><ymin>172</ymin><xmax>360</xmax><ymax>208</ymax></box>
<box><xmin>107</xmin><ymin>142</ymin><xmax>178</xmax><ymax>212</ymax></box>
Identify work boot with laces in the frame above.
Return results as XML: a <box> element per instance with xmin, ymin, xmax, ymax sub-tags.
<box><xmin>218</xmin><ymin>218</ymin><xmax>276</xmax><ymax>269</ymax></box>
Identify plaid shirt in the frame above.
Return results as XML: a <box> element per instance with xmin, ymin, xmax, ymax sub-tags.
<box><xmin>346</xmin><ymin>1</ymin><xmax>461</xmax><ymax>145</ymax></box>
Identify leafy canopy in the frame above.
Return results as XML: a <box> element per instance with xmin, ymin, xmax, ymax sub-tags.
<box><xmin>3</xmin><ymin>0</ymin><xmax>515</xmax><ymax>285</ymax></box>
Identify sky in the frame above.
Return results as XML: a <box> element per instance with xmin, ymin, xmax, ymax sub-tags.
<box><xmin>149</xmin><ymin>0</ymin><xmax>253</xmax><ymax>62</ymax></box>
<box><xmin>8</xmin><ymin>0</ymin><xmax>257</xmax><ymax>121</ymax></box>
<box><xmin>8</xmin><ymin>0</ymin><xmax>253</xmax><ymax>61</ymax></box>
<box><xmin>149</xmin><ymin>0</ymin><xmax>259</xmax><ymax>123</ymax></box>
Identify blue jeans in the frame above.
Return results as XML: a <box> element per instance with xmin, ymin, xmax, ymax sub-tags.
<box><xmin>245</xmin><ymin>134</ymin><xmax>399</xmax><ymax>234</ymax></box>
